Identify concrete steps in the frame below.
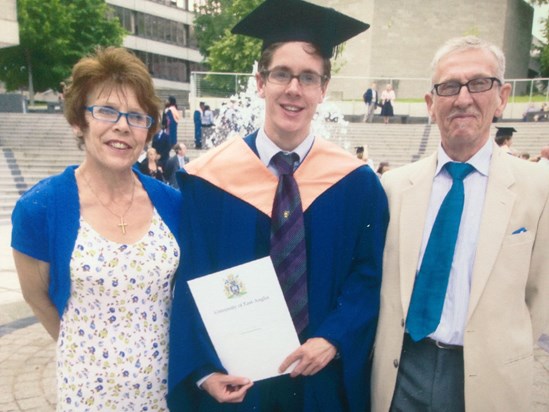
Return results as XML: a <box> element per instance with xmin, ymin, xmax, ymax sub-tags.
<box><xmin>1</xmin><ymin>113</ymin><xmax>547</xmax><ymax>222</ymax></box>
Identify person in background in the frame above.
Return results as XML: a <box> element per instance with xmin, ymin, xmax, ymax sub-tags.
<box><xmin>539</xmin><ymin>145</ymin><xmax>549</xmax><ymax>166</ymax></box>
<box><xmin>152</xmin><ymin>125</ymin><xmax>171</xmax><ymax>168</ymax></box>
<box><xmin>380</xmin><ymin>83</ymin><xmax>395</xmax><ymax>124</ymax></box>
<box><xmin>372</xmin><ymin>36</ymin><xmax>549</xmax><ymax>411</ymax></box>
<box><xmin>356</xmin><ymin>145</ymin><xmax>376</xmax><ymax>170</ymax></box>
<box><xmin>168</xmin><ymin>0</ymin><xmax>388</xmax><ymax>410</ymax></box>
<box><xmin>534</xmin><ymin>102</ymin><xmax>548</xmax><ymax>122</ymax></box>
<box><xmin>363</xmin><ymin>82</ymin><xmax>378</xmax><ymax>123</ymax></box>
<box><xmin>494</xmin><ymin>126</ymin><xmax>516</xmax><ymax>155</ymax></box>
<box><xmin>201</xmin><ymin>104</ymin><xmax>214</xmax><ymax>146</ymax></box>
<box><xmin>11</xmin><ymin>47</ymin><xmax>182</xmax><ymax>410</ymax></box>
<box><xmin>139</xmin><ymin>146</ymin><xmax>165</xmax><ymax>182</ymax></box>
<box><xmin>58</xmin><ymin>81</ymin><xmax>66</xmax><ymax>110</ymax></box>
<box><xmin>194</xmin><ymin>101</ymin><xmax>205</xmax><ymax>149</ymax></box>
<box><xmin>355</xmin><ymin>145</ymin><xmax>365</xmax><ymax>159</ymax></box>
<box><xmin>165</xmin><ymin>95</ymin><xmax>180</xmax><ymax>147</ymax></box>
<box><xmin>376</xmin><ymin>161</ymin><xmax>390</xmax><ymax>177</ymax></box>
<box><xmin>522</xmin><ymin>102</ymin><xmax>537</xmax><ymax>122</ymax></box>
<box><xmin>164</xmin><ymin>142</ymin><xmax>189</xmax><ymax>188</ymax></box>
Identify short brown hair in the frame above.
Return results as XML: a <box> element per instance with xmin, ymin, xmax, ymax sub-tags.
<box><xmin>258</xmin><ymin>42</ymin><xmax>331</xmax><ymax>84</ymax></box>
<box><xmin>64</xmin><ymin>47</ymin><xmax>161</xmax><ymax>145</ymax></box>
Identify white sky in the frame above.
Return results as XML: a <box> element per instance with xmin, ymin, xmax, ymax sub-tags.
<box><xmin>532</xmin><ymin>4</ymin><xmax>548</xmax><ymax>39</ymax></box>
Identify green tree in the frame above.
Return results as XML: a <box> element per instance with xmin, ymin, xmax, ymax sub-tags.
<box><xmin>0</xmin><ymin>0</ymin><xmax>125</xmax><ymax>103</ymax></box>
<box><xmin>540</xmin><ymin>18</ymin><xmax>549</xmax><ymax>77</ymax></box>
<box><xmin>530</xmin><ymin>0</ymin><xmax>549</xmax><ymax>76</ymax></box>
<box><xmin>194</xmin><ymin>0</ymin><xmax>262</xmax><ymax>73</ymax></box>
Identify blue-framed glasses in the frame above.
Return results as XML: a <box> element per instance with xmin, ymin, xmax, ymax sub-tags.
<box><xmin>85</xmin><ymin>105</ymin><xmax>154</xmax><ymax>129</ymax></box>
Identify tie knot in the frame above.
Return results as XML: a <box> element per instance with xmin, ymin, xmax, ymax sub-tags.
<box><xmin>445</xmin><ymin>162</ymin><xmax>475</xmax><ymax>181</ymax></box>
<box><xmin>271</xmin><ymin>152</ymin><xmax>299</xmax><ymax>176</ymax></box>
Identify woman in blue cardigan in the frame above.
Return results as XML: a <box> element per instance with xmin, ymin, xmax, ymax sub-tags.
<box><xmin>11</xmin><ymin>47</ymin><xmax>182</xmax><ymax>411</ymax></box>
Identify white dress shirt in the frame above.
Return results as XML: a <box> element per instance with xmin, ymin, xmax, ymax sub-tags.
<box><xmin>416</xmin><ymin>139</ymin><xmax>492</xmax><ymax>345</ymax></box>
<box><xmin>255</xmin><ymin>127</ymin><xmax>315</xmax><ymax>176</ymax></box>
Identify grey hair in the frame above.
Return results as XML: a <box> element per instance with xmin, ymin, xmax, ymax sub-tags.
<box><xmin>430</xmin><ymin>36</ymin><xmax>506</xmax><ymax>83</ymax></box>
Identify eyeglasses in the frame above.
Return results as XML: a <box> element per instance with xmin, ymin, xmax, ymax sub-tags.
<box><xmin>85</xmin><ymin>105</ymin><xmax>154</xmax><ymax>129</ymax></box>
<box><xmin>432</xmin><ymin>77</ymin><xmax>501</xmax><ymax>97</ymax></box>
<box><xmin>262</xmin><ymin>69</ymin><xmax>328</xmax><ymax>87</ymax></box>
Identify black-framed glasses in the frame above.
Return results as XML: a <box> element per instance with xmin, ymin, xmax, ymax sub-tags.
<box><xmin>85</xmin><ymin>105</ymin><xmax>154</xmax><ymax>129</ymax></box>
<box><xmin>432</xmin><ymin>77</ymin><xmax>501</xmax><ymax>97</ymax></box>
<box><xmin>262</xmin><ymin>69</ymin><xmax>328</xmax><ymax>87</ymax></box>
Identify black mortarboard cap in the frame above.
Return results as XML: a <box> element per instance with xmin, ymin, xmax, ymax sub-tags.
<box><xmin>495</xmin><ymin>127</ymin><xmax>517</xmax><ymax>137</ymax></box>
<box><xmin>231</xmin><ymin>0</ymin><xmax>370</xmax><ymax>58</ymax></box>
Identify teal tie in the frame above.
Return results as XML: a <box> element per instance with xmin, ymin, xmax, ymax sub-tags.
<box><xmin>406</xmin><ymin>162</ymin><xmax>475</xmax><ymax>342</ymax></box>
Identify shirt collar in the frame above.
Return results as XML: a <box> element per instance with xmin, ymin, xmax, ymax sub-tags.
<box><xmin>256</xmin><ymin>127</ymin><xmax>315</xmax><ymax>167</ymax></box>
<box><xmin>436</xmin><ymin>138</ymin><xmax>492</xmax><ymax>177</ymax></box>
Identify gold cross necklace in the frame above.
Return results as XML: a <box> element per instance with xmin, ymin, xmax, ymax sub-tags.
<box><xmin>80</xmin><ymin>170</ymin><xmax>136</xmax><ymax>235</ymax></box>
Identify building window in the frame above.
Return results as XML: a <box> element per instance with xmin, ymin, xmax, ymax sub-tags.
<box><xmin>133</xmin><ymin>50</ymin><xmax>190</xmax><ymax>83</ymax></box>
<box><xmin>112</xmin><ymin>5</ymin><xmax>195</xmax><ymax>48</ymax></box>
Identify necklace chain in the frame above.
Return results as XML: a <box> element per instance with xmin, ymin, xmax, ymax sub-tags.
<box><xmin>80</xmin><ymin>170</ymin><xmax>136</xmax><ymax>235</ymax></box>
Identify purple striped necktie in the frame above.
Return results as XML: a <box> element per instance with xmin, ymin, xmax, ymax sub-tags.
<box><xmin>270</xmin><ymin>152</ymin><xmax>308</xmax><ymax>334</ymax></box>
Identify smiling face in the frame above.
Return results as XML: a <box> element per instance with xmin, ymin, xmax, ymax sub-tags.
<box><xmin>425</xmin><ymin>48</ymin><xmax>511</xmax><ymax>161</ymax></box>
<box><xmin>75</xmin><ymin>84</ymin><xmax>149</xmax><ymax>173</ymax></box>
<box><xmin>256</xmin><ymin>42</ymin><xmax>328</xmax><ymax>151</ymax></box>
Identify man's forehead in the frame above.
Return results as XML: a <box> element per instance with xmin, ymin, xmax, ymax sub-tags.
<box><xmin>269</xmin><ymin>43</ymin><xmax>324</xmax><ymax>69</ymax></box>
<box><xmin>434</xmin><ymin>49</ymin><xmax>497</xmax><ymax>81</ymax></box>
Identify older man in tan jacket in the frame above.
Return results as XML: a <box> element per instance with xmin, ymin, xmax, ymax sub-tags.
<box><xmin>371</xmin><ymin>36</ymin><xmax>549</xmax><ymax>411</ymax></box>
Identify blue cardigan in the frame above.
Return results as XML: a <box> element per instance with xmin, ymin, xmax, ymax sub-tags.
<box><xmin>11</xmin><ymin>166</ymin><xmax>183</xmax><ymax>316</ymax></box>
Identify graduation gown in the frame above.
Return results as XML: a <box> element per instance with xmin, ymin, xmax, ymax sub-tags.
<box><xmin>168</xmin><ymin>132</ymin><xmax>389</xmax><ymax>412</ymax></box>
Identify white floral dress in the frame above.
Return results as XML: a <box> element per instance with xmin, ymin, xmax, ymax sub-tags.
<box><xmin>56</xmin><ymin>211</ymin><xmax>179</xmax><ymax>411</ymax></box>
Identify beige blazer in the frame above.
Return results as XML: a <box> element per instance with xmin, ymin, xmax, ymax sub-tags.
<box><xmin>371</xmin><ymin>143</ymin><xmax>549</xmax><ymax>411</ymax></box>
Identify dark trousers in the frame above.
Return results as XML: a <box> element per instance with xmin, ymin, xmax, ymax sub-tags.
<box><xmin>390</xmin><ymin>334</ymin><xmax>465</xmax><ymax>412</ymax></box>
<box><xmin>194</xmin><ymin>125</ymin><xmax>202</xmax><ymax>147</ymax></box>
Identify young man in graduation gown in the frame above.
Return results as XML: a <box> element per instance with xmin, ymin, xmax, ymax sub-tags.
<box><xmin>167</xmin><ymin>1</ymin><xmax>389</xmax><ymax>411</ymax></box>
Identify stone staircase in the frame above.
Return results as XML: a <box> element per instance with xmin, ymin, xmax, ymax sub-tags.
<box><xmin>0</xmin><ymin>112</ymin><xmax>547</xmax><ymax>224</ymax></box>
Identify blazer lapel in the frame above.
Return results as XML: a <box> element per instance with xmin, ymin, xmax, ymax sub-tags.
<box><xmin>467</xmin><ymin>146</ymin><xmax>516</xmax><ymax>320</ymax></box>
<box><xmin>399</xmin><ymin>153</ymin><xmax>437</xmax><ymax>314</ymax></box>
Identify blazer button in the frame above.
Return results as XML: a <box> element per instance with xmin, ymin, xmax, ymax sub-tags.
<box><xmin>393</xmin><ymin>359</ymin><xmax>399</xmax><ymax>368</ymax></box>
<box><xmin>401</xmin><ymin>318</ymin><xmax>405</xmax><ymax>327</ymax></box>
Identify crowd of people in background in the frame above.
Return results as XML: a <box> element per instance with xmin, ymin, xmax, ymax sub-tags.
<box><xmin>522</xmin><ymin>101</ymin><xmax>549</xmax><ymax>122</ymax></box>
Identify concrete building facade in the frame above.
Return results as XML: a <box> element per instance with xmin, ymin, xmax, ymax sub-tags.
<box><xmin>0</xmin><ymin>0</ymin><xmax>537</xmax><ymax>107</ymax></box>
<box><xmin>317</xmin><ymin>0</ymin><xmax>534</xmax><ymax>99</ymax></box>
<box><xmin>0</xmin><ymin>0</ymin><xmax>19</xmax><ymax>49</ymax></box>
<box><xmin>107</xmin><ymin>0</ymin><xmax>205</xmax><ymax>108</ymax></box>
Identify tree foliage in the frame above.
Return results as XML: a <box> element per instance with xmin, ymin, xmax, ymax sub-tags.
<box><xmin>539</xmin><ymin>17</ymin><xmax>549</xmax><ymax>76</ymax></box>
<box><xmin>194</xmin><ymin>0</ymin><xmax>262</xmax><ymax>73</ymax></box>
<box><xmin>529</xmin><ymin>0</ymin><xmax>549</xmax><ymax>76</ymax></box>
<box><xmin>0</xmin><ymin>0</ymin><xmax>125</xmax><ymax>95</ymax></box>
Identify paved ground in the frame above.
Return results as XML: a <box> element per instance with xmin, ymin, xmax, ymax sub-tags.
<box><xmin>0</xmin><ymin>222</ymin><xmax>548</xmax><ymax>411</ymax></box>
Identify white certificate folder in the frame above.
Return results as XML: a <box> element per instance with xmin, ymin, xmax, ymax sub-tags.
<box><xmin>187</xmin><ymin>256</ymin><xmax>300</xmax><ymax>382</ymax></box>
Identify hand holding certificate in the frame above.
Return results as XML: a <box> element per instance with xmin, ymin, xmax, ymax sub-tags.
<box><xmin>187</xmin><ymin>257</ymin><xmax>301</xmax><ymax>382</ymax></box>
